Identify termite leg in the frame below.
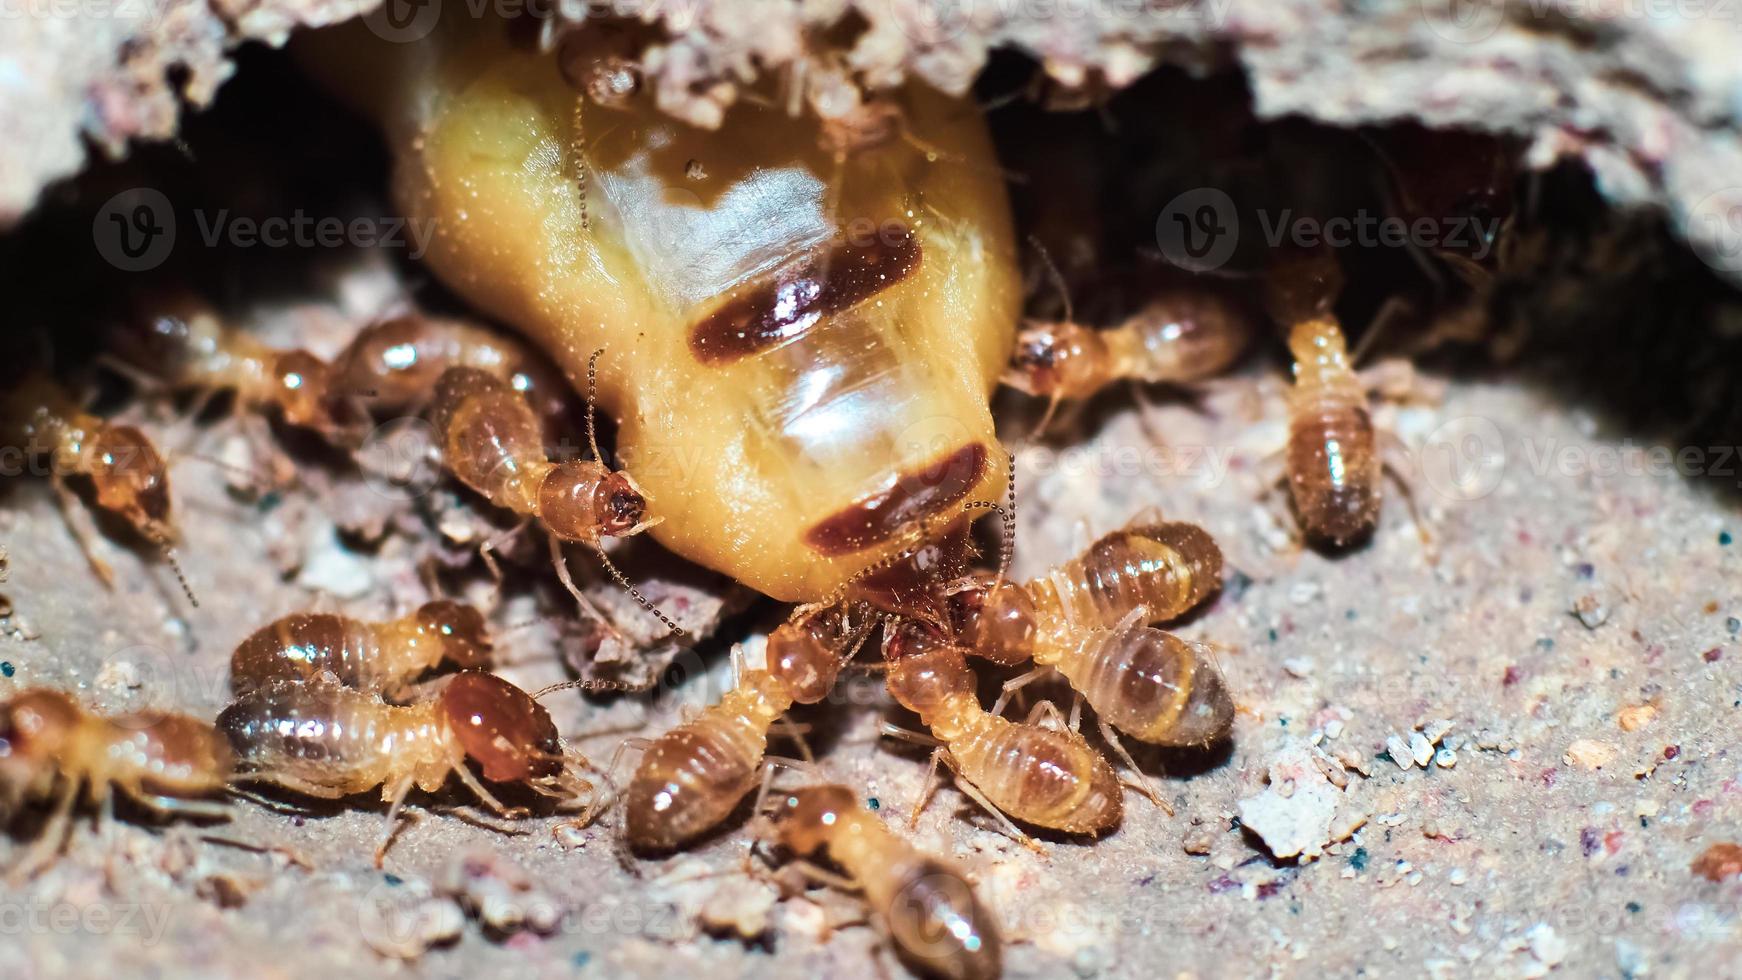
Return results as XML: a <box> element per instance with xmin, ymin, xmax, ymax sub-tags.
<box><xmin>783</xmin><ymin>857</ymin><xmax>861</xmax><ymax>893</ymax></box>
<box><xmin>451</xmin><ymin>763</ymin><xmax>529</xmax><ymax>820</ymax></box>
<box><xmin>909</xmin><ymin>747</ymin><xmax>945</xmax><ymax>829</ymax></box>
<box><xmin>547</xmin><ymin>533</ymin><xmax>625</xmax><ymax>642</ymax></box>
<box><xmin>1022</xmin><ymin>697</ymin><xmax>1069</xmax><ymax>732</ymax></box>
<box><xmin>1096</xmin><ymin>715</ymin><xmax>1172</xmax><ymax>815</ymax></box>
<box><xmin>49</xmin><ymin>475</ymin><xmax>115</xmax><ymax>587</ymax></box>
<box><xmin>933</xmin><ymin>749</ymin><xmax>1046</xmax><ymax>855</ymax></box>
<box><xmin>990</xmin><ymin>666</ymin><xmax>1052</xmax><ymax>719</ymax></box>
<box><xmin>478</xmin><ymin>517</ymin><xmax>530</xmax><ymax>608</ymax></box>
<box><xmin>1379</xmin><ymin>432</ymin><xmax>1438</xmax><ymax>563</ymax></box>
<box><xmin>769</xmin><ymin>717</ymin><xmax>816</xmax><ymax>765</ymax></box>
<box><xmin>8</xmin><ymin>776</ymin><xmax>79</xmax><ymax>884</ymax></box>
<box><xmin>129</xmin><ymin>791</ymin><xmax>232</xmax><ymax>821</ymax></box>
<box><xmin>376</xmin><ymin>775</ymin><xmax>418</xmax><ymax>868</ymax></box>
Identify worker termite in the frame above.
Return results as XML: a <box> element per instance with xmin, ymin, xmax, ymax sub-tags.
<box><xmin>950</xmin><ymin>521</ymin><xmax>1236</xmax><ymax>754</ymax></box>
<box><xmin>623</xmin><ymin>608</ymin><xmax>860</xmax><ymax>853</ymax></box>
<box><xmin>218</xmin><ymin>671</ymin><xmax>595</xmax><ymax>865</ymax></box>
<box><xmin>765</xmin><ymin>784</ymin><xmax>1001</xmax><ymax>980</ymax></box>
<box><xmin>1005</xmin><ymin>260</ymin><xmax>1255</xmax><ymax>427</ymax></box>
<box><xmin>0</xmin><ymin>373</ymin><xmax>198</xmax><ymax>605</ymax></box>
<box><xmin>228</xmin><ymin>600</ymin><xmax>493</xmax><ymax>699</ymax></box>
<box><xmin>299</xmin><ymin>19</ymin><xmax>1019</xmax><ymax>602</ymax></box>
<box><xmin>115</xmin><ymin>291</ymin><xmax>367</xmax><ymax>444</ymax></box>
<box><xmin>0</xmin><ymin>688</ymin><xmax>232</xmax><ymax>879</ymax></box>
<box><xmin>882</xmin><ymin>621</ymin><xmax>1123</xmax><ymax>845</ymax></box>
<box><xmin>331</xmin><ymin>311</ymin><xmax>574</xmax><ymax>429</ymax></box>
<box><xmin>1264</xmin><ymin>247</ymin><xmax>1424</xmax><ymax>549</ymax></box>
<box><xmin>429</xmin><ymin>362</ymin><xmax>680</xmax><ymax>636</ymax></box>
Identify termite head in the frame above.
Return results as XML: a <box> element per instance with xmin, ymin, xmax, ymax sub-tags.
<box><xmin>88</xmin><ymin>424</ymin><xmax>173</xmax><ymax>544</ymax></box>
<box><xmin>766</xmin><ymin>783</ymin><xmax>857</xmax><ymax>856</ymax></box>
<box><xmin>557</xmin><ymin>30</ymin><xmax>642</xmax><ymax>110</ymax></box>
<box><xmin>766</xmin><ymin>610</ymin><xmax>848</xmax><ymax>704</ymax></box>
<box><xmin>269</xmin><ymin>351</ymin><xmax>341</xmax><ymax>433</ymax></box>
<box><xmin>539</xmin><ymin>464</ymin><xmax>648</xmax><ymax>542</ymax></box>
<box><xmin>0</xmin><ymin>690</ymin><xmax>80</xmax><ymax>801</ymax></box>
<box><xmin>116</xmin><ymin>290</ymin><xmax>220</xmax><ymax>374</ymax></box>
<box><xmin>1264</xmin><ymin>247</ymin><xmax>1344</xmax><ymax>328</ymax></box>
<box><xmin>882</xmin><ymin>623</ymin><xmax>973</xmax><ymax>718</ymax></box>
<box><xmin>846</xmin><ymin>517</ymin><xmax>972</xmax><ymax>627</ymax></box>
<box><xmin>414</xmin><ymin>600</ymin><xmax>493</xmax><ymax>669</ymax></box>
<box><xmin>949</xmin><ymin>574</ymin><xmax>1038</xmax><ymax>667</ymax></box>
<box><xmin>1005</xmin><ymin>321</ymin><xmax>1107</xmax><ymax>399</ymax></box>
<box><xmin>441</xmin><ymin>672</ymin><xmax>563</xmax><ymax>783</ymax></box>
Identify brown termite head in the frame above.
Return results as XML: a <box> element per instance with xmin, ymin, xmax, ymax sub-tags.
<box><xmin>847</xmin><ymin>517</ymin><xmax>974</xmax><ymax>627</ymax></box>
<box><xmin>0</xmin><ymin>689</ymin><xmax>81</xmax><ymax>797</ymax></box>
<box><xmin>764</xmin><ymin>609</ymin><xmax>850</xmax><ymax>704</ymax></box>
<box><xmin>1265</xmin><ymin>247</ymin><xmax>1345</xmax><ymax>329</ymax></box>
<box><xmin>540</xmin><ymin>463</ymin><xmax>647</xmax><ymax>542</ymax></box>
<box><xmin>766</xmin><ymin>782</ymin><xmax>857</xmax><ymax>856</ymax></box>
<box><xmin>556</xmin><ymin>27</ymin><xmax>643</xmax><ymax>110</ymax></box>
<box><xmin>440</xmin><ymin>671</ymin><xmax>565</xmax><ymax>783</ymax></box>
<box><xmin>88</xmin><ymin>423</ymin><xmax>174</xmax><ymax>544</ymax></box>
<box><xmin>881</xmin><ymin>623</ymin><xmax>975</xmax><ymax>719</ymax></box>
<box><xmin>413</xmin><ymin>599</ymin><xmax>494</xmax><ymax>669</ymax></box>
<box><xmin>115</xmin><ymin>289</ymin><xmax>221</xmax><ymax>377</ymax></box>
<box><xmin>1005</xmin><ymin>320</ymin><xmax>1108</xmax><ymax>399</ymax></box>
<box><xmin>270</xmin><ymin>349</ymin><xmax>352</xmax><ymax>435</ymax></box>
<box><xmin>950</xmin><ymin>573</ymin><xmax>1039</xmax><ymax>667</ymax></box>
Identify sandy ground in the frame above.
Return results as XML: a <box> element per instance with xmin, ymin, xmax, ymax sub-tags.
<box><xmin>1</xmin><ymin>332</ymin><xmax>1739</xmax><ymax>979</ymax></box>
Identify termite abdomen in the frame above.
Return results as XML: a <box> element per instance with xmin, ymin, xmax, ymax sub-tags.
<box><xmin>1046</xmin><ymin>522</ymin><xmax>1223</xmax><ymax>628</ymax></box>
<box><xmin>1284</xmin><ymin>317</ymin><xmax>1379</xmax><ymax>547</ymax></box>
<box><xmin>625</xmin><ymin>716</ymin><xmax>766</xmax><ymax>852</ymax></box>
<box><xmin>228</xmin><ymin>600</ymin><xmax>493</xmax><ymax>697</ymax></box>
<box><xmin>770</xmin><ymin>784</ymin><xmax>1002</xmax><ymax>980</ymax></box>
<box><xmin>1067</xmin><ymin>623</ymin><xmax>1233</xmax><ymax>747</ymax></box>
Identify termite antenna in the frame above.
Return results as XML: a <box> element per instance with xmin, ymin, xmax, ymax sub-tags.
<box><xmin>585</xmin><ymin>347</ymin><xmax>606</xmax><ymax>466</ymax></box>
<box><xmin>532</xmin><ymin>677</ymin><xmax>640</xmax><ymax>700</ymax></box>
<box><xmin>573</xmin><ymin>95</ymin><xmax>589</xmax><ymax>232</ymax></box>
<box><xmin>1028</xmin><ymin>233</ymin><xmax>1074</xmax><ymax>326</ymax></box>
<box><xmin>590</xmin><ymin>543</ymin><xmax>684</xmax><ymax>639</ymax></box>
<box><xmin>1030</xmin><ymin>390</ymin><xmax>1065</xmax><ymax>440</ymax></box>
<box><xmin>962</xmin><ymin>453</ymin><xmax>1019</xmax><ymax>587</ymax></box>
<box><xmin>160</xmin><ymin>542</ymin><xmax>199</xmax><ymax>608</ymax></box>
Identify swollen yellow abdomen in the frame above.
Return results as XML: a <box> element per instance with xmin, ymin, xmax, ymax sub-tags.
<box><xmin>301</xmin><ymin>20</ymin><xmax>1019</xmax><ymax>602</ymax></box>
